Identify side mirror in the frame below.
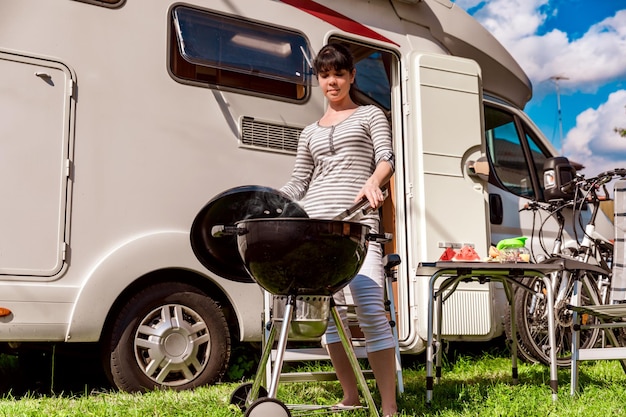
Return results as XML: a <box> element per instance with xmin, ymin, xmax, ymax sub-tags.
<box><xmin>543</xmin><ymin>156</ymin><xmax>576</xmax><ymax>201</ymax></box>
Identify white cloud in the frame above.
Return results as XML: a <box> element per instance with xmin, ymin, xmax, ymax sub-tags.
<box><xmin>456</xmin><ymin>0</ymin><xmax>626</xmax><ymax>174</ymax></box>
<box><xmin>562</xmin><ymin>90</ymin><xmax>626</xmax><ymax>175</ymax></box>
<box><xmin>470</xmin><ymin>0</ymin><xmax>549</xmax><ymax>44</ymax></box>
<box><xmin>464</xmin><ymin>1</ymin><xmax>626</xmax><ymax>94</ymax></box>
<box><xmin>534</xmin><ymin>11</ymin><xmax>626</xmax><ymax>94</ymax></box>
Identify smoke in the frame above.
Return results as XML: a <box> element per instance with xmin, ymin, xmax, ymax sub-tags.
<box><xmin>241</xmin><ymin>189</ymin><xmax>308</xmax><ymax>220</ymax></box>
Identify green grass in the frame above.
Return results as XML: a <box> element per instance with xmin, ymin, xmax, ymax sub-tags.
<box><xmin>1</xmin><ymin>345</ymin><xmax>626</xmax><ymax>416</ymax></box>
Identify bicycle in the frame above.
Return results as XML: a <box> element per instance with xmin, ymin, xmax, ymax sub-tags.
<box><xmin>510</xmin><ymin>168</ymin><xmax>625</xmax><ymax>367</ymax></box>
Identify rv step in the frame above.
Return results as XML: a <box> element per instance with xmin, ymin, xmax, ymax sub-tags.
<box><xmin>272</xmin><ymin>346</ymin><xmax>368</xmax><ymax>362</ymax></box>
<box><xmin>279</xmin><ymin>370</ymin><xmax>374</xmax><ymax>383</ymax></box>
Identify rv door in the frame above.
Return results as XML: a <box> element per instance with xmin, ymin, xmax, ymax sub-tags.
<box><xmin>403</xmin><ymin>53</ymin><xmax>497</xmax><ymax>349</ymax></box>
<box><xmin>0</xmin><ymin>51</ymin><xmax>73</xmax><ymax>277</ymax></box>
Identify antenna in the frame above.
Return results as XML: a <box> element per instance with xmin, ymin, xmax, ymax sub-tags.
<box><xmin>550</xmin><ymin>75</ymin><xmax>569</xmax><ymax>154</ymax></box>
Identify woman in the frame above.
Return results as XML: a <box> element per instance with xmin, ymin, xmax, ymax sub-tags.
<box><xmin>281</xmin><ymin>42</ymin><xmax>398</xmax><ymax>417</ymax></box>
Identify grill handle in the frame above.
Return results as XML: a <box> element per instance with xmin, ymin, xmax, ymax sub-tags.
<box><xmin>211</xmin><ymin>225</ymin><xmax>247</xmax><ymax>237</ymax></box>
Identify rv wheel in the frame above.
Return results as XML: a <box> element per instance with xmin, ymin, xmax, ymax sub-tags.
<box><xmin>104</xmin><ymin>282</ymin><xmax>231</xmax><ymax>392</ymax></box>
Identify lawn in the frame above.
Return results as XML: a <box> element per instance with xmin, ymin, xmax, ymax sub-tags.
<box><xmin>1</xmin><ymin>341</ymin><xmax>625</xmax><ymax>416</ymax></box>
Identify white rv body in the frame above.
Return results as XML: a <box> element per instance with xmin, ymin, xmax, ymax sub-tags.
<box><xmin>0</xmin><ymin>0</ymin><xmax>613</xmax><ymax>391</ymax></box>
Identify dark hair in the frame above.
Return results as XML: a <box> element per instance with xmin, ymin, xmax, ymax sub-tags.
<box><xmin>313</xmin><ymin>43</ymin><xmax>354</xmax><ymax>74</ymax></box>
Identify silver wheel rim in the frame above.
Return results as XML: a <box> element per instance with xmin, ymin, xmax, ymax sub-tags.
<box><xmin>134</xmin><ymin>303</ymin><xmax>211</xmax><ymax>386</ymax></box>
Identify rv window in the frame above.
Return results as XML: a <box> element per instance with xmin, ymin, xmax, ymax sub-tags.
<box><xmin>524</xmin><ymin>131</ymin><xmax>549</xmax><ymax>191</ymax></box>
<box><xmin>170</xmin><ymin>6</ymin><xmax>312</xmax><ymax>100</ymax></box>
<box><xmin>72</xmin><ymin>0</ymin><xmax>124</xmax><ymax>6</ymax></box>
<box><xmin>485</xmin><ymin>105</ymin><xmax>552</xmax><ymax>200</ymax></box>
<box><xmin>354</xmin><ymin>51</ymin><xmax>392</xmax><ymax>111</ymax></box>
<box><xmin>485</xmin><ymin>107</ymin><xmax>533</xmax><ymax>199</ymax></box>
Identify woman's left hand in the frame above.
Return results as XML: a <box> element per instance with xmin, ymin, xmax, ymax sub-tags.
<box><xmin>357</xmin><ymin>160</ymin><xmax>393</xmax><ymax>209</ymax></box>
<box><xmin>356</xmin><ymin>183</ymin><xmax>385</xmax><ymax>209</ymax></box>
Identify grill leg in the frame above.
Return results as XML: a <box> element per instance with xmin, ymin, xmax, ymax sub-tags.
<box><xmin>268</xmin><ymin>295</ymin><xmax>295</xmax><ymax>398</ymax></box>
<box><xmin>247</xmin><ymin>324</ymin><xmax>277</xmax><ymax>408</ymax></box>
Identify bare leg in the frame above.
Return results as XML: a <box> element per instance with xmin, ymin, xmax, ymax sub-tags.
<box><xmin>327</xmin><ymin>342</ymin><xmax>398</xmax><ymax>416</ymax></box>
<box><xmin>327</xmin><ymin>341</ymin><xmax>361</xmax><ymax>406</ymax></box>
<box><xmin>368</xmin><ymin>347</ymin><xmax>398</xmax><ymax>417</ymax></box>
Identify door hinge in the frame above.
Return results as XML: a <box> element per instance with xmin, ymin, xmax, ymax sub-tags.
<box><xmin>62</xmin><ymin>242</ymin><xmax>69</xmax><ymax>262</ymax></box>
<box><xmin>68</xmin><ymin>79</ymin><xmax>76</xmax><ymax>99</ymax></box>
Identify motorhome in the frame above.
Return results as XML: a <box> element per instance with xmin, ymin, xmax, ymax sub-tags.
<box><xmin>0</xmin><ymin>0</ymin><xmax>613</xmax><ymax>392</ymax></box>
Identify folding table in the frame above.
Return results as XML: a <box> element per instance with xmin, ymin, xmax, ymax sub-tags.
<box><xmin>417</xmin><ymin>260</ymin><xmax>571</xmax><ymax>405</ymax></box>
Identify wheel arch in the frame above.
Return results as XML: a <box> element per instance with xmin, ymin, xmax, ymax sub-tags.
<box><xmin>100</xmin><ymin>268</ymin><xmax>241</xmax><ymax>347</ymax></box>
<box><xmin>66</xmin><ymin>231</ymin><xmax>262</xmax><ymax>344</ymax></box>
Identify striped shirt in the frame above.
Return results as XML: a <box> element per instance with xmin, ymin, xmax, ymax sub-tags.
<box><xmin>281</xmin><ymin>105</ymin><xmax>394</xmax><ymax>231</ymax></box>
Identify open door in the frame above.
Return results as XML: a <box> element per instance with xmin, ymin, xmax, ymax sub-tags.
<box><xmin>403</xmin><ymin>53</ymin><xmax>495</xmax><ymax>348</ymax></box>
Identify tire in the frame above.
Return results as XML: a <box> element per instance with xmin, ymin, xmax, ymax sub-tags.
<box><xmin>103</xmin><ymin>282</ymin><xmax>231</xmax><ymax>392</ymax></box>
<box><xmin>245</xmin><ymin>398</ymin><xmax>291</xmax><ymax>417</ymax></box>
<box><xmin>515</xmin><ymin>271</ymin><xmax>602</xmax><ymax>367</ymax></box>
<box><xmin>230</xmin><ymin>382</ymin><xmax>269</xmax><ymax>411</ymax></box>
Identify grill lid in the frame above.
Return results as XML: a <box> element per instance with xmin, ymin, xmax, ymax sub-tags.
<box><xmin>190</xmin><ymin>185</ymin><xmax>307</xmax><ymax>282</ymax></box>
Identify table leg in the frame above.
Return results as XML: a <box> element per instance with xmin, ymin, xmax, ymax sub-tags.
<box><xmin>425</xmin><ymin>272</ymin><xmax>440</xmax><ymax>405</ymax></box>
<box><xmin>436</xmin><ymin>286</ymin><xmax>444</xmax><ymax>382</ymax></box>
<box><xmin>542</xmin><ymin>276</ymin><xmax>558</xmax><ymax>401</ymax></box>
<box><xmin>503</xmin><ymin>281</ymin><xmax>519</xmax><ymax>384</ymax></box>
<box><xmin>570</xmin><ymin>276</ymin><xmax>581</xmax><ymax>396</ymax></box>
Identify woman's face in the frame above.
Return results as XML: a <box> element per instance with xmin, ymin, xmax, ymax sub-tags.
<box><xmin>317</xmin><ymin>67</ymin><xmax>356</xmax><ymax>103</ymax></box>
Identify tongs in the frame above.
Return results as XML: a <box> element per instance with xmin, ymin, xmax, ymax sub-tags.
<box><xmin>333</xmin><ymin>188</ymin><xmax>389</xmax><ymax>221</ymax></box>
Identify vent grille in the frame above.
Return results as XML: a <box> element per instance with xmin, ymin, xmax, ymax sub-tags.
<box><xmin>241</xmin><ymin>117</ymin><xmax>301</xmax><ymax>153</ymax></box>
<box><xmin>437</xmin><ymin>289</ymin><xmax>493</xmax><ymax>336</ymax></box>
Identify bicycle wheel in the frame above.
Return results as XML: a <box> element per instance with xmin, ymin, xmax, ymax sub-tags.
<box><xmin>514</xmin><ymin>270</ymin><xmax>602</xmax><ymax>367</ymax></box>
<box><xmin>503</xmin><ymin>300</ymin><xmax>540</xmax><ymax>364</ymax></box>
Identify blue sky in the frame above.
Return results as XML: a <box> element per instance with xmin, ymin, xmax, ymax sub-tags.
<box><xmin>452</xmin><ymin>0</ymin><xmax>626</xmax><ymax>177</ymax></box>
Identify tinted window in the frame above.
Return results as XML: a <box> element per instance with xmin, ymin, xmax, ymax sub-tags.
<box><xmin>485</xmin><ymin>106</ymin><xmax>551</xmax><ymax>200</ymax></box>
<box><xmin>525</xmin><ymin>132</ymin><xmax>549</xmax><ymax>190</ymax></box>
<box><xmin>354</xmin><ymin>51</ymin><xmax>392</xmax><ymax>110</ymax></box>
<box><xmin>170</xmin><ymin>6</ymin><xmax>312</xmax><ymax>100</ymax></box>
<box><xmin>72</xmin><ymin>0</ymin><xmax>124</xmax><ymax>6</ymax></box>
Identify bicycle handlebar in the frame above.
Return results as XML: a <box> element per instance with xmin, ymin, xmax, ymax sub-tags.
<box><xmin>521</xmin><ymin>167</ymin><xmax>626</xmax><ymax>213</ymax></box>
<box><xmin>519</xmin><ymin>198</ymin><xmax>572</xmax><ymax>213</ymax></box>
<box><xmin>519</xmin><ymin>167</ymin><xmax>625</xmax><ymax>262</ymax></box>
<box><xmin>559</xmin><ymin>168</ymin><xmax>626</xmax><ymax>195</ymax></box>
